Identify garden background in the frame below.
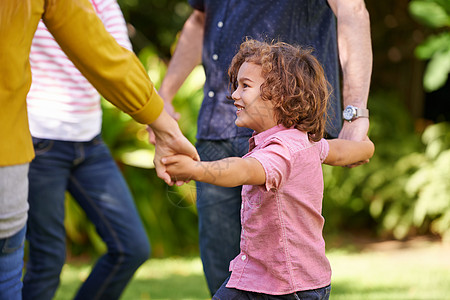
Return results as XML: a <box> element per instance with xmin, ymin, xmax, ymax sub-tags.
<box><xmin>48</xmin><ymin>0</ymin><xmax>450</xmax><ymax>298</ymax></box>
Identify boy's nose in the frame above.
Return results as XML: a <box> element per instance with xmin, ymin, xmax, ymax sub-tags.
<box><xmin>231</xmin><ymin>89</ymin><xmax>239</xmax><ymax>100</ymax></box>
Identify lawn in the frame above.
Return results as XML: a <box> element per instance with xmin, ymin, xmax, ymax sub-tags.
<box><xmin>55</xmin><ymin>238</ymin><xmax>450</xmax><ymax>300</ymax></box>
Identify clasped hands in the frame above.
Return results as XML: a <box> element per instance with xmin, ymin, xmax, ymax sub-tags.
<box><xmin>149</xmin><ymin>108</ymin><xmax>199</xmax><ymax>186</ymax></box>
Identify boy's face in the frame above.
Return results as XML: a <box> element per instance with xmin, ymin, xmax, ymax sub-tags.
<box><xmin>231</xmin><ymin>62</ymin><xmax>277</xmax><ymax>133</ymax></box>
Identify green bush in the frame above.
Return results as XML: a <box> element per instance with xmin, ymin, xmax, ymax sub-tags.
<box><xmin>323</xmin><ymin>92</ymin><xmax>423</xmax><ymax>236</ymax></box>
<box><xmin>323</xmin><ymin>92</ymin><xmax>450</xmax><ymax>241</ymax></box>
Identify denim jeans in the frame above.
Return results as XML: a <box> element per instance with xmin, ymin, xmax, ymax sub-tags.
<box><xmin>196</xmin><ymin>137</ymin><xmax>250</xmax><ymax>295</ymax></box>
<box><xmin>0</xmin><ymin>225</ymin><xmax>26</xmax><ymax>300</ymax></box>
<box><xmin>22</xmin><ymin>135</ymin><xmax>150</xmax><ymax>300</ymax></box>
<box><xmin>213</xmin><ymin>277</ymin><xmax>331</xmax><ymax>300</ymax></box>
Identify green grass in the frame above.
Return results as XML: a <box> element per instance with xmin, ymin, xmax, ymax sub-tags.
<box><xmin>55</xmin><ymin>240</ymin><xmax>450</xmax><ymax>300</ymax></box>
<box><xmin>327</xmin><ymin>244</ymin><xmax>450</xmax><ymax>300</ymax></box>
<box><xmin>54</xmin><ymin>257</ymin><xmax>210</xmax><ymax>300</ymax></box>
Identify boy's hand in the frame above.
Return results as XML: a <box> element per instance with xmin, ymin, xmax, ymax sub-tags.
<box><xmin>162</xmin><ymin>155</ymin><xmax>197</xmax><ymax>184</ymax></box>
<box><xmin>345</xmin><ymin>135</ymin><xmax>373</xmax><ymax>168</ymax></box>
<box><xmin>338</xmin><ymin>119</ymin><xmax>370</xmax><ymax>168</ymax></box>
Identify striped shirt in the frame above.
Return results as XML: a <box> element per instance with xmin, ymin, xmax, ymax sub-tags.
<box><xmin>27</xmin><ymin>0</ymin><xmax>132</xmax><ymax>141</ymax></box>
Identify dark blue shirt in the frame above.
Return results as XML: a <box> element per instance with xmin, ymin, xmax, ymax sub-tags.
<box><xmin>189</xmin><ymin>0</ymin><xmax>341</xmax><ymax>140</ymax></box>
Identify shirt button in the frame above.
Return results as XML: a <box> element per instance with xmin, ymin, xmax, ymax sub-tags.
<box><xmin>208</xmin><ymin>91</ymin><xmax>215</xmax><ymax>98</ymax></box>
<box><xmin>241</xmin><ymin>255</ymin><xmax>247</xmax><ymax>261</ymax></box>
<box><xmin>217</xmin><ymin>21</ymin><xmax>224</xmax><ymax>28</ymax></box>
<box><xmin>212</xmin><ymin>54</ymin><xmax>219</xmax><ymax>61</ymax></box>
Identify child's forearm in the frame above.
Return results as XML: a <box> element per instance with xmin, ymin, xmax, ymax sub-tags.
<box><xmin>164</xmin><ymin>155</ymin><xmax>266</xmax><ymax>187</ymax></box>
<box><xmin>325</xmin><ymin>139</ymin><xmax>374</xmax><ymax>166</ymax></box>
<box><xmin>192</xmin><ymin>159</ymin><xmax>239</xmax><ymax>187</ymax></box>
<box><xmin>193</xmin><ymin>157</ymin><xmax>264</xmax><ymax>187</ymax></box>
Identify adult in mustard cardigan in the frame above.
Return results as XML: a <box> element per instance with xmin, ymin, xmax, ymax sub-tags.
<box><xmin>0</xmin><ymin>1</ymin><xmax>198</xmax><ymax>298</ymax></box>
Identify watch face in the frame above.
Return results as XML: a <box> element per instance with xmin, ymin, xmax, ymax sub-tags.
<box><xmin>343</xmin><ymin>106</ymin><xmax>355</xmax><ymax>120</ymax></box>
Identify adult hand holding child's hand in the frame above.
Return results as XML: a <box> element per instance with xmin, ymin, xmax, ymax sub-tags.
<box><xmin>162</xmin><ymin>154</ymin><xmax>197</xmax><ymax>185</ymax></box>
<box><xmin>149</xmin><ymin>109</ymin><xmax>199</xmax><ymax>186</ymax></box>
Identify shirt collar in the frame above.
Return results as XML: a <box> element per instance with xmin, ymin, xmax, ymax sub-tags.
<box><xmin>248</xmin><ymin>124</ymin><xmax>288</xmax><ymax>151</ymax></box>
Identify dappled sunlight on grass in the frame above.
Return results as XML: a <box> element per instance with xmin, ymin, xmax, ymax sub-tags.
<box><xmin>59</xmin><ymin>264</ymin><xmax>91</xmax><ymax>282</ymax></box>
<box><xmin>132</xmin><ymin>257</ymin><xmax>205</xmax><ymax>280</ymax></box>
<box><xmin>123</xmin><ymin>257</ymin><xmax>210</xmax><ymax>299</ymax></box>
<box><xmin>55</xmin><ymin>257</ymin><xmax>209</xmax><ymax>300</ymax></box>
<box><xmin>121</xmin><ymin>273</ymin><xmax>209</xmax><ymax>300</ymax></box>
<box><xmin>53</xmin><ymin>264</ymin><xmax>91</xmax><ymax>299</ymax></box>
<box><xmin>328</xmin><ymin>239</ymin><xmax>450</xmax><ymax>299</ymax></box>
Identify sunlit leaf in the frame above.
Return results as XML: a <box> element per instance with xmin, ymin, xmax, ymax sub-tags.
<box><xmin>409</xmin><ymin>0</ymin><xmax>450</xmax><ymax>28</ymax></box>
<box><xmin>423</xmin><ymin>48</ymin><xmax>450</xmax><ymax>92</ymax></box>
<box><xmin>415</xmin><ymin>33</ymin><xmax>450</xmax><ymax>60</ymax></box>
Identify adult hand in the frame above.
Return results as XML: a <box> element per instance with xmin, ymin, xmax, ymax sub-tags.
<box><xmin>149</xmin><ymin>109</ymin><xmax>199</xmax><ymax>185</ymax></box>
<box><xmin>147</xmin><ymin>101</ymin><xmax>180</xmax><ymax>144</ymax></box>
<box><xmin>338</xmin><ymin>117</ymin><xmax>370</xmax><ymax>167</ymax></box>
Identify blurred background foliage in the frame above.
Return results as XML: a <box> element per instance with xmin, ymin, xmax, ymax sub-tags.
<box><xmin>63</xmin><ymin>0</ymin><xmax>450</xmax><ymax>258</ymax></box>
<box><xmin>408</xmin><ymin>0</ymin><xmax>450</xmax><ymax>92</ymax></box>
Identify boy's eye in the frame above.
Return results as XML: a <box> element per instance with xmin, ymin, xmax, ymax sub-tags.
<box><xmin>243</xmin><ymin>83</ymin><xmax>249</xmax><ymax>88</ymax></box>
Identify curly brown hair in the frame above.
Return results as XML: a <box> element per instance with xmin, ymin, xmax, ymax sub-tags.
<box><xmin>228</xmin><ymin>39</ymin><xmax>331</xmax><ymax>142</ymax></box>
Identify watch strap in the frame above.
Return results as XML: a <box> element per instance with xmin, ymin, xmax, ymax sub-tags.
<box><xmin>356</xmin><ymin>107</ymin><xmax>369</xmax><ymax>118</ymax></box>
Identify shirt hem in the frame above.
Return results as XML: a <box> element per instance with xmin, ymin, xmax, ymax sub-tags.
<box><xmin>226</xmin><ymin>280</ymin><xmax>332</xmax><ymax>295</ymax></box>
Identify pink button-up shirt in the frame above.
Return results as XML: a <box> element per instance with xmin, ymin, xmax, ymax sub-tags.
<box><xmin>226</xmin><ymin>125</ymin><xmax>331</xmax><ymax>295</ymax></box>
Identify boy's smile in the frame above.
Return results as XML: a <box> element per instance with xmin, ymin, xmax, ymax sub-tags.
<box><xmin>232</xmin><ymin>62</ymin><xmax>277</xmax><ymax>133</ymax></box>
<box><xmin>235</xmin><ymin>104</ymin><xmax>245</xmax><ymax>113</ymax></box>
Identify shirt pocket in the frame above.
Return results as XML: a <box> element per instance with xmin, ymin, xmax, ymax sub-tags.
<box><xmin>247</xmin><ymin>194</ymin><xmax>263</xmax><ymax>209</ymax></box>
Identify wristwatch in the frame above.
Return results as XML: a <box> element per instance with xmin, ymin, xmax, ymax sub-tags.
<box><xmin>342</xmin><ymin>105</ymin><xmax>369</xmax><ymax>122</ymax></box>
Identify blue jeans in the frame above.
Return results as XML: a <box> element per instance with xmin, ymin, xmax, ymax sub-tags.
<box><xmin>22</xmin><ymin>135</ymin><xmax>150</xmax><ymax>300</ymax></box>
<box><xmin>0</xmin><ymin>225</ymin><xmax>26</xmax><ymax>300</ymax></box>
<box><xmin>213</xmin><ymin>278</ymin><xmax>331</xmax><ymax>300</ymax></box>
<box><xmin>196</xmin><ymin>137</ymin><xmax>250</xmax><ymax>295</ymax></box>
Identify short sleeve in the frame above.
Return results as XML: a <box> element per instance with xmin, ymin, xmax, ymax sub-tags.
<box><xmin>318</xmin><ymin>138</ymin><xmax>329</xmax><ymax>163</ymax></box>
<box><xmin>188</xmin><ymin>0</ymin><xmax>204</xmax><ymax>11</ymax></box>
<box><xmin>247</xmin><ymin>138</ymin><xmax>291</xmax><ymax>191</ymax></box>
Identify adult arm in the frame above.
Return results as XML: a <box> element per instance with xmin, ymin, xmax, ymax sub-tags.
<box><xmin>158</xmin><ymin>9</ymin><xmax>205</xmax><ymax>104</ymax></box>
<box><xmin>147</xmin><ymin>9</ymin><xmax>205</xmax><ymax>144</ymax></box>
<box><xmin>42</xmin><ymin>0</ymin><xmax>198</xmax><ymax>183</ymax></box>
<box><xmin>162</xmin><ymin>155</ymin><xmax>266</xmax><ymax>187</ymax></box>
<box><xmin>324</xmin><ymin>138</ymin><xmax>374</xmax><ymax>166</ymax></box>
<box><xmin>327</xmin><ymin>0</ymin><xmax>372</xmax><ymax>142</ymax></box>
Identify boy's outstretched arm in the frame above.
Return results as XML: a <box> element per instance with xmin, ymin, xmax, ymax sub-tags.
<box><xmin>162</xmin><ymin>155</ymin><xmax>266</xmax><ymax>187</ymax></box>
<box><xmin>324</xmin><ymin>138</ymin><xmax>374</xmax><ymax>166</ymax></box>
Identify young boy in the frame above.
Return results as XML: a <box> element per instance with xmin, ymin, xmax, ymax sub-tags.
<box><xmin>162</xmin><ymin>39</ymin><xmax>374</xmax><ymax>299</ymax></box>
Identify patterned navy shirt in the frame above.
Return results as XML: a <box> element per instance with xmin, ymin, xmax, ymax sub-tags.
<box><xmin>189</xmin><ymin>0</ymin><xmax>342</xmax><ymax>140</ymax></box>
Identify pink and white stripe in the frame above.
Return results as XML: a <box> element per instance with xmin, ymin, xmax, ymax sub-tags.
<box><xmin>27</xmin><ymin>0</ymin><xmax>132</xmax><ymax>141</ymax></box>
